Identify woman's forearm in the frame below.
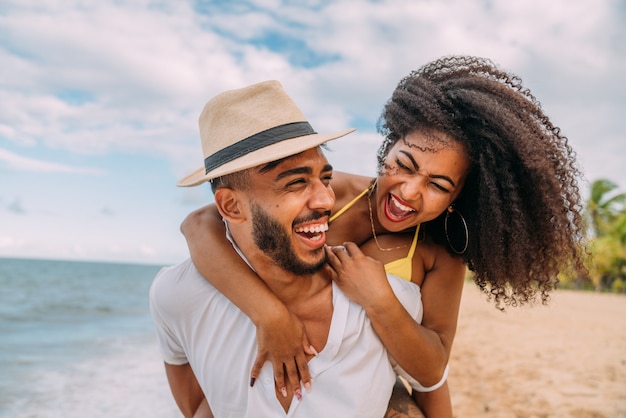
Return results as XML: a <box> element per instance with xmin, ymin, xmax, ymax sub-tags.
<box><xmin>181</xmin><ymin>205</ymin><xmax>314</xmax><ymax>393</ymax></box>
<box><xmin>326</xmin><ymin>242</ymin><xmax>462</xmax><ymax>387</ymax></box>
<box><xmin>325</xmin><ymin>243</ymin><xmax>449</xmax><ymax>385</ymax></box>
<box><xmin>181</xmin><ymin>205</ymin><xmax>286</xmax><ymax>323</ymax></box>
<box><xmin>413</xmin><ymin>382</ymin><xmax>453</xmax><ymax>418</ymax></box>
<box><xmin>366</xmin><ymin>296</ymin><xmax>448</xmax><ymax>386</ymax></box>
<box><xmin>366</xmin><ymin>258</ymin><xmax>465</xmax><ymax>387</ymax></box>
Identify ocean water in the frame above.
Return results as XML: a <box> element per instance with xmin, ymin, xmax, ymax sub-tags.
<box><xmin>0</xmin><ymin>257</ymin><xmax>180</xmax><ymax>417</ymax></box>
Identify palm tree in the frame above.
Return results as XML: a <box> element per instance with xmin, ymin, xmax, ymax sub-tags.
<box><xmin>586</xmin><ymin>179</ymin><xmax>626</xmax><ymax>238</ymax></box>
<box><xmin>584</xmin><ymin>179</ymin><xmax>626</xmax><ymax>291</ymax></box>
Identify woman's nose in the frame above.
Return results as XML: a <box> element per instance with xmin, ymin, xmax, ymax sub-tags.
<box><xmin>400</xmin><ymin>176</ymin><xmax>425</xmax><ymax>201</ymax></box>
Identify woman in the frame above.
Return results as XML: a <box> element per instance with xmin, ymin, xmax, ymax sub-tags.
<box><xmin>181</xmin><ymin>55</ymin><xmax>587</xmax><ymax>416</ymax></box>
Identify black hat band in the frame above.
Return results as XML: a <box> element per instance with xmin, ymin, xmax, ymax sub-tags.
<box><xmin>204</xmin><ymin>121</ymin><xmax>316</xmax><ymax>174</ymax></box>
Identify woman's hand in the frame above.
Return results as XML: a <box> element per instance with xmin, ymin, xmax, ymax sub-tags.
<box><xmin>252</xmin><ymin>307</ymin><xmax>317</xmax><ymax>398</ymax></box>
<box><xmin>325</xmin><ymin>242</ymin><xmax>394</xmax><ymax>310</ymax></box>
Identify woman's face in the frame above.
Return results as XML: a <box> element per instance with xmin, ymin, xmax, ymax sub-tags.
<box><xmin>375</xmin><ymin>130</ymin><xmax>470</xmax><ymax>232</ymax></box>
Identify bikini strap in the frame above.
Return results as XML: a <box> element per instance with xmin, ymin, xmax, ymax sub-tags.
<box><xmin>329</xmin><ymin>183</ymin><xmax>374</xmax><ymax>223</ymax></box>
<box><xmin>407</xmin><ymin>224</ymin><xmax>421</xmax><ymax>259</ymax></box>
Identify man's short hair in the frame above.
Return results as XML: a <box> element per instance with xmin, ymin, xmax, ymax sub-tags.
<box><xmin>209</xmin><ymin>153</ymin><xmax>298</xmax><ymax>194</ymax></box>
<box><xmin>209</xmin><ymin>169</ymin><xmax>251</xmax><ymax>194</ymax></box>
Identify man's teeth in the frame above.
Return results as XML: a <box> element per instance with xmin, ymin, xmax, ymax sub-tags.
<box><xmin>294</xmin><ymin>223</ymin><xmax>329</xmax><ymax>233</ymax></box>
<box><xmin>390</xmin><ymin>195</ymin><xmax>415</xmax><ymax>213</ymax></box>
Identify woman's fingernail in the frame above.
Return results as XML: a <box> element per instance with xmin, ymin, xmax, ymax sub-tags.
<box><xmin>280</xmin><ymin>387</ymin><xmax>287</xmax><ymax>398</ymax></box>
<box><xmin>295</xmin><ymin>389</ymin><xmax>302</xmax><ymax>401</ymax></box>
<box><xmin>304</xmin><ymin>382</ymin><xmax>312</xmax><ymax>393</ymax></box>
<box><xmin>250</xmin><ymin>377</ymin><xmax>256</xmax><ymax>387</ymax></box>
<box><xmin>309</xmin><ymin>345</ymin><xmax>319</xmax><ymax>356</ymax></box>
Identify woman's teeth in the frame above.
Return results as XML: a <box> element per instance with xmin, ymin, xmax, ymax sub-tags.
<box><xmin>390</xmin><ymin>195</ymin><xmax>415</xmax><ymax>214</ymax></box>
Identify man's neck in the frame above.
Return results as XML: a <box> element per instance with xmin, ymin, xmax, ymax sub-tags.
<box><xmin>249</xmin><ymin>253</ymin><xmax>332</xmax><ymax>306</ymax></box>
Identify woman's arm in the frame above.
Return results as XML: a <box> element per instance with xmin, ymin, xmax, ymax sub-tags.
<box><xmin>326</xmin><ymin>240</ymin><xmax>461</xmax><ymax>417</ymax></box>
<box><xmin>325</xmin><ymin>239</ymin><xmax>465</xmax><ymax>386</ymax></box>
<box><xmin>181</xmin><ymin>205</ymin><xmax>314</xmax><ymax>393</ymax></box>
<box><xmin>412</xmin><ymin>382</ymin><xmax>452</xmax><ymax>418</ymax></box>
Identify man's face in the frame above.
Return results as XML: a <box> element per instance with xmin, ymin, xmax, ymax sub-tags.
<box><xmin>250</xmin><ymin>202</ymin><xmax>327</xmax><ymax>275</ymax></box>
<box><xmin>247</xmin><ymin>147</ymin><xmax>335</xmax><ymax>275</ymax></box>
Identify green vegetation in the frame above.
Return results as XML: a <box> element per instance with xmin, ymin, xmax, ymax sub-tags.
<box><xmin>560</xmin><ymin>179</ymin><xmax>626</xmax><ymax>293</ymax></box>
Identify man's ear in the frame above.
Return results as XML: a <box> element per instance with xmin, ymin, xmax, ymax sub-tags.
<box><xmin>214</xmin><ymin>188</ymin><xmax>246</xmax><ymax>223</ymax></box>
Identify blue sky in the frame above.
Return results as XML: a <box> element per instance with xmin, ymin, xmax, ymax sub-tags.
<box><xmin>1</xmin><ymin>0</ymin><xmax>624</xmax><ymax>265</ymax></box>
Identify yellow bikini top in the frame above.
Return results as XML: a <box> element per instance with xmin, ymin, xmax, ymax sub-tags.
<box><xmin>329</xmin><ymin>185</ymin><xmax>419</xmax><ymax>282</ymax></box>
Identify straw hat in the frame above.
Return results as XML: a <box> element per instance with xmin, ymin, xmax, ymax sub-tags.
<box><xmin>177</xmin><ymin>80</ymin><xmax>355</xmax><ymax>187</ymax></box>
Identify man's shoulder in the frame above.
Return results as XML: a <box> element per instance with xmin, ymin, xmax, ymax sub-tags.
<box><xmin>149</xmin><ymin>258</ymin><xmax>211</xmax><ymax>310</ymax></box>
<box><xmin>152</xmin><ymin>258</ymin><xmax>199</xmax><ymax>287</ymax></box>
<box><xmin>387</xmin><ymin>274</ymin><xmax>424</xmax><ymax>322</ymax></box>
<box><xmin>386</xmin><ymin>274</ymin><xmax>421</xmax><ymax>294</ymax></box>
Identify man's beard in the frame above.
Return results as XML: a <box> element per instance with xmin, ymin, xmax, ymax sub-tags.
<box><xmin>250</xmin><ymin>202</ymin><xmax>327</xmax><ymax>276</ymax></box>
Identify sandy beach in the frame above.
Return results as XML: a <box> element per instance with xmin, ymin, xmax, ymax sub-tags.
<box><xmin>448</xmin><ymin>282</ymin><xmax>626</xmax><ymax>417</ymax></box>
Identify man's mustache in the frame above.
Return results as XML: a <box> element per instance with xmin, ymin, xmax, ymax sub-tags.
<box><xmin>293</xmin><ymin>210</ymin><xmax>331</xmax><ymax>225</ymax></box>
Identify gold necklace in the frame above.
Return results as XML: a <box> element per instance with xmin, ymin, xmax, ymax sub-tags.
<box><xmin>367</xmin><ymin>185</ymin><xmax>409</xmax><ymax>252</ymax></box>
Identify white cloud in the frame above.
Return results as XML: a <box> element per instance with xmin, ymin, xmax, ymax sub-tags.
<box><xmin>0</xmin><ymin>147</ymin><xmax>104</xmax><ymax>174</ymax></box>
<box><xmin>3</xmin><ymin>0</ymin><xmax>622</xmax><ymax>164</ymax></box>
<box><xmin>0</xmin><ymin>0</ymin><xmax>624</xmax><ymax>263</ymax></box>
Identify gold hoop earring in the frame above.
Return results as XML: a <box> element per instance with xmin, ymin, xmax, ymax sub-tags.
<box><xmin>444</xmin><ymin>206</ymin><xmax>468</xmax><ymax>255</ymax></box>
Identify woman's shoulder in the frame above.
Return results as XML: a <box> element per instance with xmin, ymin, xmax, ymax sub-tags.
<box><xmin>417</xmin><ymin>235</ymin><xmax>465</xmax><ymax>274</ymax></box>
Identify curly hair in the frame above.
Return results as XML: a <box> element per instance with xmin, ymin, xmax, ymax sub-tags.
<box><xmin>377</xmin><ymin>55</ymin><xmax>588</xmax><ymax>307</ymax></box>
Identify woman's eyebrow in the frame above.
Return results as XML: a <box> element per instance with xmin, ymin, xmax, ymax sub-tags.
<box><xmin>399</xmin><ymin>150</ymin><xmax>456</xmax><ymax>187</ymax></box>
<box><xmin>399</xmin><ymin>150</ymin><xmax>420</xmax><ymax>170</ymax></box>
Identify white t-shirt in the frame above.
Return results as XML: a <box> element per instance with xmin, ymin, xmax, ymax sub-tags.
<box><xmin>150</xmin><ymin>256</ymin><xmax>423</xmax><ymax>418</ymax></box>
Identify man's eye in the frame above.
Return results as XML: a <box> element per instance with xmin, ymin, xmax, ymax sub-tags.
<box><xmin>286</xmin><ymin>179</ymin><xmax>306</xmax><ymax>187</ymax></box>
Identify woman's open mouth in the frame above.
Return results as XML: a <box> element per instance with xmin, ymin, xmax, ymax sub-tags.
<box><xmin>384</xmin><ymin>194</ymin><xmax>416</xmax><ymax>222</ymax></box>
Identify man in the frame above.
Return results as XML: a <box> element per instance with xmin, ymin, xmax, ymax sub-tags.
<box><xmin>149</xmin><ymin>80</ymin><xmax>423</xmax><ymax>417</ymax></box>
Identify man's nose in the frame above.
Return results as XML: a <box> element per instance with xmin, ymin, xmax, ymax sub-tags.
<box><xmin>309</xmin><ymin>181</ymin><xmax>335</xmax><ymax>211</ymax></box>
